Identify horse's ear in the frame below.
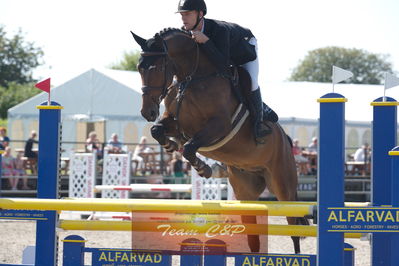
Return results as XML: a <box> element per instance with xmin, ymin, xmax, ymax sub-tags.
<box><xmin>130</xmin><ymin>31</ymin><xmax>147</xmax><ymax>50</ymax></box>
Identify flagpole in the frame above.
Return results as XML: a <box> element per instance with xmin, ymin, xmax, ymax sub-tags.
<box><xmin>383</xmin><ymin>72</ymin><xmax>387</xmax><ymax>102</ymax></box>
<box><xmin>48</xmin><ymin>91</ymin><xmax>51</xmax><ymax>106</ymax></box>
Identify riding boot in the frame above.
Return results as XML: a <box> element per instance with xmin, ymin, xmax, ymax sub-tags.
<box><xmin>262</xmin><ymin>102</ymin><xmax>279</xmax><ymax>123</ymax></box>
<box><xmin>249</xmin><ymin>89</ymin><xmax>272</xmax><ymax>144</ymax></box>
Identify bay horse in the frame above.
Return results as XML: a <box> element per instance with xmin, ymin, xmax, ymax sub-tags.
<box><xmin>131</xmin><ymin>28</ymin><xmax>308</xmax><ymax>253</ymax></box>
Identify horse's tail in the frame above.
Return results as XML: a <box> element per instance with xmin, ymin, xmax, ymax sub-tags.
<box><xmin>276</xmin><ymin>123</ymin><xmax>294</xmax><ymax>147</ymax></box>
<box><xmin>286</xmin><ymin>133</ymin><xmax>293</xmax><ymax>147</ymax></box>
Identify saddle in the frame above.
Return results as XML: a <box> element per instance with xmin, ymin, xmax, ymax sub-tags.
<box><xmin>229</xmin><ymin>66</ymin><xmax>278</xmax><ymax>124</ymax></box>
<box><xmin>230</xmin><ymin>66</ymin><xmax>252</xmax><ymax>106</ymax></box>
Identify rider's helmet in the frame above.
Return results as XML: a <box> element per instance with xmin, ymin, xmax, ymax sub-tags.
<box><xmin>176</xmin><ymin>0</ymin><xmax>207</xmax><ymax>16</ymax></box>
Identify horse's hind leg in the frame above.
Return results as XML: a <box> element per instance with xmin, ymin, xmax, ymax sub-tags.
<box><xmin>286</xmin><ymin>204</ymin><xmax>310</xmax><ymax>254</ymax></box>
<box><xmin>227</xmin><ymin>166</ymin><xmax>266</xmax><ymax>253</ymax></box>
<box><xmin>268</xmin><ymin>161</ymin><xmax>308</xmax><ymax>254</ymax></box>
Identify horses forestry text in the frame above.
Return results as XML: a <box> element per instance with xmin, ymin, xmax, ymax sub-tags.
<box><xmin>131</xmin><ymin>28</ymin><xmax>308</xmax><ymax>253</ymax></box>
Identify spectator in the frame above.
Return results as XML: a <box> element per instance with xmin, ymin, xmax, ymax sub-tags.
<box><xmin>132</xmin><ymin>136</ymin><xmax>154</xmax><ymax>175</ymax></box>
<box><xmin>354</xmin><ymin>143</ymin><xmax>370</xmax><ymax>162</ymax></box>
<box><xmin>106</xmin><ymin>133</ymin><xmax>124</xmax><ymax>153</ymax></box>
<box><xmin>86</xmin><ymin>131</ymin><xmax>103</xmax><ymax>159</ymax></box>
<box><xmin>24</xmin><ymin>131</ymin><xmax>38</xmax><ymax>158</ymax></box>
<box><xmin>1</xmin><ymin>147</ymin><xmax>18</xmax><ymax>190</ymax></box>
<box><xmin>292</xmin><ymin>139</ymin><xmax>311</xmax><ymax>175</ymax></box>
<box><xmin>303</xmin><ymin>137</ymin><xmax>318</xmax><ymax>174</ymax></box>
<box><xmin>170</xmin><ymin>151</ymin><xmax>184</xmax><ymax>178</ymax></box>
<box><xmin>15</xmin><ymin>151</ymin><xmax>29</xmax><ymax>189</ymax></box>
<box><xmin>0</xmin><ymin>127</ymin><xmax>10</xmax><ymax>148</ymax></box>
<box><xmin>307</xmin><ymin>137</ymin><xmax>318</xmax><ymax>153</ymax></box>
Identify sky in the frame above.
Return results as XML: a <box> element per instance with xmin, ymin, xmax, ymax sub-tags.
<box><xmin>1</xmin><ymin>0</ymin><xmax>399</xmax><ymax>87</ymax></box>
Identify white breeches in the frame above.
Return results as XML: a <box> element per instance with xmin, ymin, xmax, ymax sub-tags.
<box><xmin>241</xmin><ymin>37</ymin><xmax>259</xmax><ymax>91</ymax></box>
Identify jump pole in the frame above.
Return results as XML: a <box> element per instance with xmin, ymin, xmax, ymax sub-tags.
<box><xmin>317</xmin><ymin>93</ymin><xmax>347</xmax><ymax>265</ymax></box>
<box><xmin>371</xmin><ymin>97</ymin><xmax>398</xmax><ymax>265</ymax></box>
<box><xmin>35</xmin><ymin>102</ymin><xmax>62</xmax><ymax>266</ymax></box>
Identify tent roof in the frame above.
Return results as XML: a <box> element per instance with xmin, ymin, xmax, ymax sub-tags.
<box><xmin>8</xmin><ymin>68</ymin><xmax>144</xmax><ymax>121</ymax></box>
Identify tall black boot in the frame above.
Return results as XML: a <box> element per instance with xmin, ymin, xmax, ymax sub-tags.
<box><xmin>262</xmin><ymin>102</ymin><xmax>279</xmax><ymax>122</ymax></box>
<box><xmin>249</xmin><ymin>89</ymin><xmax>272</xmax><ymax>144</ymax></box>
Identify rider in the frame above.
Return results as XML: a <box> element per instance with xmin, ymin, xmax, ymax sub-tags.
<box><xmin>176</xmin><ymin>0</ymin><xmax>278</xmax><ymax>144</ymax></box>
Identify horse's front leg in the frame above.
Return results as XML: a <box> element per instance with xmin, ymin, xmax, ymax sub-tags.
<box><xmin>151</xmin><ymin>115</ymin><xmax>179</xmax><ymax>153</ymax></box>
<box><xmin>182</xmin><ymin>117</ymin><xmax>228</xmax><ymax>178</ymax></box>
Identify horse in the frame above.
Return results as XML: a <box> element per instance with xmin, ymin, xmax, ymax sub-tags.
<box><xmin>131</xmin><ymin>28</ymin><xmax>308</xmax><ymax>253</ymax></box>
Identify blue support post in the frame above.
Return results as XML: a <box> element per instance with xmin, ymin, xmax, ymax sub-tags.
<box><xmin>35</xmin><ymin>102</ymin><xmax>63</xmax><ymax>266</ymax></box>
<box><xmin>389</xmin><ymin>146</ymin><xmax>399</xmax><ymax>265</ymax></box>
<box><xmin>62</xmin><ymin>235</ymin><xmax>86</xmax><ymax>266</ymax></box>
<box><xmin>317</xmin><ymin>93</ymin><xmax>346</xmax><ymax>266</ymax></box>
<box><xmin>371</xmin><ymin>97</ymin><xmax>397</xmax><ymax>266</ymax></box>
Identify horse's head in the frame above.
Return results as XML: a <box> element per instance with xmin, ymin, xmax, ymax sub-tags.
<box><xmin>131</xmin><ymin>31</ymin><xmax>175</xmax><ymax>121</ymax></box>
<box><xmin>132</xmin><ymin>28</ymin><xmax>202</xmax><ymax>121</ymax></box>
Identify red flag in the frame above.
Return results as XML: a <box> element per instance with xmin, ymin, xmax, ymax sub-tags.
<box><xmin>35</xmin><ymin>78</ymin><xmax>51</xmax><ymax>93</ymax></box>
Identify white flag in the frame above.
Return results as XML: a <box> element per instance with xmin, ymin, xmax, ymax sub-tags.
<box><xmin>385</xmin><ymin>73</ymin><xmax>399</xmax><ymax>90</ymax></box>
<box><xmin>332</xmin><ymin>65</ymin><xmax>353</xmax><ymax>84</ymax></box>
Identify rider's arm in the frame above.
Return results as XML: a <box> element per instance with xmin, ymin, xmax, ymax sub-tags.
<box><xmin>200</xmin><ymin>26</ymin><xmax>231</xmax><ymax>72</ymax></box>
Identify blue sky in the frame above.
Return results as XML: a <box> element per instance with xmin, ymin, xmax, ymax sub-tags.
<box><xmin>1</xmin><ymin>0</ymin><xmax>398</xmax><ymax>86</ymax></box>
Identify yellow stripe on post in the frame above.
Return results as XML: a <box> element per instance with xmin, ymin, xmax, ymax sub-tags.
<box><xmin>370</xmin><ymin>102</ymin><xmax>399</xmax><ymax>106</ymax></box>
<box><xmin>317</xmin><ymin>98</ymin><xmax>348</xmax><ymax>103</ymax></box>
<box><xmin>36</xmin><ymin>105</ymin><xmax>64</xmax><ymax>110</ymax></box>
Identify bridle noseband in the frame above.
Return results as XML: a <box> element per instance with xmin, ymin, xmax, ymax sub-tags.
<box><xmin>140</xmin><ymin>50</ymin><xmax>171</xmax><ymax>102</ymax></box>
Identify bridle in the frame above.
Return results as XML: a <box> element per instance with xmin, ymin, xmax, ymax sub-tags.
<box><xmin>139</xmin><ymin>33</ymin><xmax>200</xmax><ymax>103</ymax></box>
<box><xmin>140</xmin><ymin>50</ymin><xmax>171</xmax><ymax>103</ymax></box>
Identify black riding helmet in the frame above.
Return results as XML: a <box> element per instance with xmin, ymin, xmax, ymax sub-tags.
<box><xmin>176</xmin><ymin>0</ymin><xmax>207</xmax><ymax>16</ymax></box>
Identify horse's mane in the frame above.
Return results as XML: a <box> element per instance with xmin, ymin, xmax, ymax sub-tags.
<box><xmin>156</xmin><ymin>27</ymin><xmax>191</xmax><ymax>39</ymax></box>
<box><xmin>140</xmin><ymin>28</ymin><xmax>192</xmax><ymax>67</ymax></box>
<box><xmin>144</xmin><ymin>28</ymin><xmax>189</xmax><ymax>53</ymax></box>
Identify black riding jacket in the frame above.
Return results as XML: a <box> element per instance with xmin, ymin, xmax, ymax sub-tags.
<box><xmin>200</xmin><ymin>18</ymin><xmax>256</xmax><ymax>72</ymax></box>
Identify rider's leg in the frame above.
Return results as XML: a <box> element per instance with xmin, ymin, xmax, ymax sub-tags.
<box><xmin>242</xmin><ymin>38</ymin><xmax>278</xmax><ymax>123</ymax></box>
<box><xmin>242</xmin><ymin>39</ymin><xmax>277</xmax><ymax>144</ymax></box>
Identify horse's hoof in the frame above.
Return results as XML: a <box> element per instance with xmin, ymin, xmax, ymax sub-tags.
<box><xmin>199</xmin><ymin>165</ymin><xmax>212</xmax><ymax>178</ymax></box>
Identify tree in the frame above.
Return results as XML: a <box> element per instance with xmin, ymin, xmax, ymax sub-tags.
<box><xmin>0</xmin><ymin>82</ymin><xmax>40</xmax><ymax>119</ymax></box>
<box><xmin>0</xmin><ymin>26</ymin><xmax>44</xmax><ymax>87</ymax></box>
<box><xmin>289</xmin><ymin>46</ymin><xmax>394</xmax><ymax>84</ymax></box>
<box><xmin>110</xmin><ymin>50</ymin><xmax>141</xmax><ymax>71</ymax></box>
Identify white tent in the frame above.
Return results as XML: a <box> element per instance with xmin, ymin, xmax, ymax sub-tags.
<box><xmin>7</xmin><ymin>68</ymin><xmax>155</xmax><ymax>155</ymax></box>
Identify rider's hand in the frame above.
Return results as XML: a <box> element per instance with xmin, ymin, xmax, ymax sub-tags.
<box><xmin>191</xmin><ymin>31</ymin><xmax>209</xmax><ymax>44</ymax></box>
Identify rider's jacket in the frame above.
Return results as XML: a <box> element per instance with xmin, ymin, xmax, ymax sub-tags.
<box><xmin>201</xmin><ymin>18</ymin><xmax>257</xmax><ymax>71</ymax></box>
